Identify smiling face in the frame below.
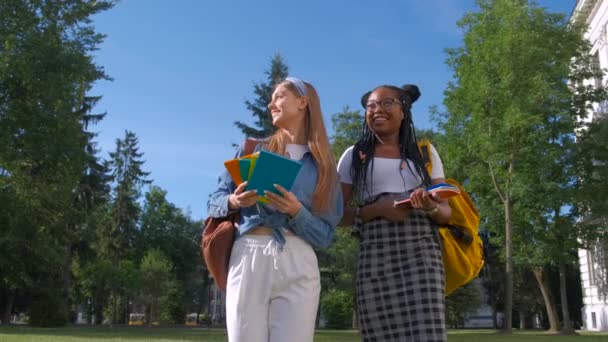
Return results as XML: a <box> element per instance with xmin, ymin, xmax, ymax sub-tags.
<box><xmin>364</xmin><ymin>87</ymin><xmax>404</xmax><ymax>137</ymax></box>
<box><xmin>268</xmin><ymin>83</ymin><xmax>308</xmax><ymax>130</ymax></box>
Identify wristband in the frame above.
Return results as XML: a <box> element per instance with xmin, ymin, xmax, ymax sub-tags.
<box><xmin>425</xmin><ymin>204</ymin><xmax>440</xmax><ymax>216</ymax></box>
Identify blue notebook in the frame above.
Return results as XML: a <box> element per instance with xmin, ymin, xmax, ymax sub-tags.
<box><xmin>245</xmin><ymin>150</ymin><xmax>303</xmax><ymax>201</ymax></box>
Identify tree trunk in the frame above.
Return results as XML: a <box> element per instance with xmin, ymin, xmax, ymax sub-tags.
<box><xmin>2</xmin><ymin>290</ymin><xmax>15</xmax><ymax>325</ymax></box>
<box><xmin>492</xmin><ymin>305</ymin><xmax>498</xmax><ymax>329</ymax></box>
<box><xmin>533</xmin><ymin>267</ymin><xmax>560</xmax><ymax>333</ymax></box>
<box><xmin>123</xmin><ymin>296</ymin><xmax>130</xmax><ymax>325</ymax></box>
<box><xmin>199</xmin><ymin>272</ymin><xmax>208</xmax><ymax>324</ymax></box>
<box><xmin>63</xmin><ymin>245</ymin><xmax>73</xmax><ymax>323</ymax></box>
<box><xmin>558</xmin><ymin>264</ymin><xmax>576</xmax><ymax>335</ymax></box>
<box><xmin>503</xmin><ymin>198</ymin><xmax>513</xmax><ymax>333</ymax></box>
<box><xmin>87</xmin><ymin>299</ymin><xmax>93</xmax><ymax>325</ymax></box>
<box><xmin>196</xmin><ymin>301</ymin><xmax>202</xmax><ymax>325</ymax></box>
<box><xmin>112</xmin><ymin>291</ymin><xmax>118</xmax><ymax>326</ymax></box>
<box><xmin>148</xmin><ymin>303</ymin><xmax>153</xmax><ymax>326</ymax></box>
<box><xmin>519</xmin><ymin>309</ymin><xmax>526</xmax><ymax>330</ymax></box>
<box><xmin>94</xmin><ymin>298</ymin><xmax>103</xmax><ymax>325</ymax></box>
<box><xmin>207</xmin><ymin>281</ymin><xmax>213</xmax><ymax>323</ymax></box>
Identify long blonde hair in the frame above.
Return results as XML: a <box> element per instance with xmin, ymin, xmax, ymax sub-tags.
<box><xmin>266</xmin><ymin>80</ymin><xmax>337</xmax><ymax>213</ymax></box>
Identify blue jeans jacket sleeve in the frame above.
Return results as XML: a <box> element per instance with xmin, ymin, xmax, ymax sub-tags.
<box><xmin>206</xmin><ymin>147</ymin><xmax>241</xmax><ymax>218</ymax></box>
<box><xmin>287</xmin><ymin>182</ymin><xmax>343</xmax><ymax>249</ymax></box>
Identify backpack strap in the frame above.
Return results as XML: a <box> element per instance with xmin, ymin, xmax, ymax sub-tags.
<box><xmin>417</xmin><ymin>139</ymin><xmax>433</xmax><ymax>175</ymax></box>
<box><xmin>243</xmin><ymin>137</ymin><xmax>266</xmax><ymax>155</ymax></box>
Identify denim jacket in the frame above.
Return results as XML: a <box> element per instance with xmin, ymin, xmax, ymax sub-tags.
<box><xmin>207</xmin><ymin>144</ymin><xmax>343</xmax><ymax>249</ymax></box>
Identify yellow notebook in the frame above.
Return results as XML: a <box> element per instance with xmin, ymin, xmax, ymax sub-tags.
<box><xmin>223</xmin><ymin>152</ymin><xmax>260</xmax><ymax>186</ymax></box>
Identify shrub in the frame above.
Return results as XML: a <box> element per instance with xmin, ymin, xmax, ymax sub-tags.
<box><xmin>320</xmin><ymin>289</ymin><xmax>354</xmax><ymax>329</ymax></box>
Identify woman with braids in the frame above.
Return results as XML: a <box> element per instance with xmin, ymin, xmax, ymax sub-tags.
<box><xmin>207</xmin><ymin>77</ymin><xmax>343</xmax><ymax>342</ymax></box>
<box><xmin>337</xmin><ymin>84</ymin><xmax>451</xmax><ymax>341</ymax></box>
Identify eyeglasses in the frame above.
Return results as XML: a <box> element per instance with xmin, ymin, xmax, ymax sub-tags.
<box><xmin>365</xmin><ymin>98</ymin><xmax>402</xmax><ymax>111</ymax></box>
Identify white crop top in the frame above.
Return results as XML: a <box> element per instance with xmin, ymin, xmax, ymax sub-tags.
<box><xmin>285</xmin><ymin>144</ymin><xmax>309</xmax><ymax>160</ymax></box>
<box><xmin>337</xmin><ymin>144</ymin><xmax>445</xmax><ymax>201</ymax></box>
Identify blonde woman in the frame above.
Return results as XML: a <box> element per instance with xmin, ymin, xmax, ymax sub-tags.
<box><xmin>207</xmin><ymin>77</ymin><xmax>343</xmax><ymax>342</ymax></box>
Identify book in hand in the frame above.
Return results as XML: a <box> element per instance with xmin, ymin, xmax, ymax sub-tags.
<box><xmin>393</xmin><ymin>183</ymin><xmax>460</xmax><ymax>207</ymax></box>
<box><xmin>223</xmin><ymin>152</ymin><xmax>260</xmax><ymax>186</ymax></box>
<box><xmin>245</xmin><ymin>150</ymin><xmax>303</xmax><ymax>202</ymax></box>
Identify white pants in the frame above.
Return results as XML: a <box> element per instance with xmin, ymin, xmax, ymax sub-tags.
<box><xmin>226</xmin><ymin>234</ymin><xmax>320</xmax><ymax>342</ymax></box>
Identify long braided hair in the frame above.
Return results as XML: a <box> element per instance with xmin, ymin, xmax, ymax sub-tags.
<box><xmin>351</xmin><ymin>84</ymin><xmax>431</xmax><ymax>202</ymax></box>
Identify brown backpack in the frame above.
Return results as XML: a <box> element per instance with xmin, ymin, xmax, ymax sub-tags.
<box><xmin>201</xmin><ymin>138</ymin><xmax>259</xmax><ymax>291</ymax></box>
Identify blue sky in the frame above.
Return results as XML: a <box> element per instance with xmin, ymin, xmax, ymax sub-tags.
<box><xmin>91</xmin><ymin>1</ymin><xmax>575</xmax><ymax>220</ymax></box>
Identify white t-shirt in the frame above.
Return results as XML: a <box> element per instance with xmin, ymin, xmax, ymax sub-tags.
<box><xmin>285</xmin><ymin>144</ymin><xmax>309</xmax><ymax>160</ymax></box>
<box><xmin>337</xmin><ymin>144</ymin><xmax>445</xmax><ymax>201</ymax></box>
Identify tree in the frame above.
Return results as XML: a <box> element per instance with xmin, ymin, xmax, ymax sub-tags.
<box><xmin>138</xmin><ymin>186</ymin><xmax>200</xmax><ymax>278</ymax></box>
<box><xmin>576</xmin><ymin>117</ymin><xmax>608</xmax><ymax>243</ymax></box>
<box><xmin>106</xmin><ymin>130</ymin><xmax>151</xmax><ymax>260</ymax></box>
<box><xmin>0</xmin><ymin>0</ymin><xmax>114</xmax><ymax>325</ymax></box>
<box><xmin>575</xmin><ymin>117</ymin><xmax>608</xmax><ymax>303</ymax></box>
<box><xmin>330</xmin><ymin>106</ymin><xmax>363</xmax><ymax>160</ymax></box>
<box><xmin>320</xmin><ymin>289</ymin><xmax>355</xmax><ymax>329</ymax></box>
<box><xmin>439</xmin><ymin>0</ymin><xmax>606</xmax><ymax>333</ymax></box>
<box><xmin>445</xmin><ymin>283</ymin><xmax>482</xmax><ymax>329</ymax></box>
<box><xmin>318</xmin><ymin>228</ymin><xmax>358</xmax><ymax>328</ymax></box>
<box><xmin>139</xmin><ymin>249</ymin><xmax>175</xmax><ymax>325</ymax></box>
<box><xmin>102</xmin><ymin>130</ymin><xmax>150</xmax><ymax>324</ymax></box>
<box><xmin>234</xmin><ymin>53</ymin><xmax>288</xmax><ymax>138</ymax></box>
<box><xmin>476</xmin><ymin>230</ymin><xmax>506</xmax><ymax>329</ymax></box>
<box><xmin>138</xmin><ymin>186</ymin><xmax>205</xmax><ymax>321</ymax></box>
<box><xmin>324</xmin><ymin>107</ymin><xmax>365</xmax><ymax>328</ymax></box>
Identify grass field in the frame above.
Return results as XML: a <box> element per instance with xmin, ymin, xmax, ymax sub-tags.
<box><xmin>0</xmin><ymin>327</ymin><xmax>607</xmax><ymax>342</ymax></box>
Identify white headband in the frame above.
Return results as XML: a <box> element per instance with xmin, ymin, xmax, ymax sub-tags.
<box><xmin>285</xmin><ymin>77</ymin><xmax>307</xmax><ymax>96</ymax></box>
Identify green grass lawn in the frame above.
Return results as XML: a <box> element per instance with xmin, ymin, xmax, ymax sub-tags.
<box><xmin>0</xmin><ymin>326</ymin><xmax>607</xmax><ymax>342</ymax></box>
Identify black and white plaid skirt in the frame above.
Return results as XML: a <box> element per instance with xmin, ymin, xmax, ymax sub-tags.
<box><xmin>355</xmin><ymin>210</ymin><xmax>446</xmax><ymax>342</ymax></box>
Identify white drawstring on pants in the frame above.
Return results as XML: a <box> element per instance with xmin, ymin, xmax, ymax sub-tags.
<box><xmin>262</xmin><ymin>238</ymin><xmax>279</xmax><ymax>270</ymax></box>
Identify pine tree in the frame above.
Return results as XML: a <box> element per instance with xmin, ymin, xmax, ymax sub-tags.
<box><xmin>106</xmin><ymin>130</ymin><xmax>151</xmax><ymax>260</ymax></box>
<box><xmin>0</xmin><ymin>0</ymin><xmax>114</xmax><ymax>326</ymax></box>
<box><xmin>234</xmin><ymin>53</ymin><xmax>289</xmax><ymax>138</ymax></box>
<box><xmin>103</xmin><ymin>130</ymin><xmax>150</xmax><ymax>324</ymax></box>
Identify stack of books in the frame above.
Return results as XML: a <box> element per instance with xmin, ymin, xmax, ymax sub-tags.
<box><xmin>224</xmin><ymin>150</ymin><xmax>303</xmax><ymax>202</ymax></box>
<box><xmin>393</xmin><ymin>183</ymin><xmax>461</xmax><ymax>207</ymax></box>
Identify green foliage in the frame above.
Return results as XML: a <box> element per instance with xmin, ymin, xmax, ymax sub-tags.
<box><xmin>28</xmin><ymin>288</ymin><xmax>68</xmax><ymax>327</ymax></box>
<box><xmin>0</xmin><ymin>0</ymin><xmax>114</xmax><ymax>324</ymax></box>
<box><xmin>138</xmin><ymin>186</ymin><xmax>200</xmax><ymax>280</ymax></box>
<box><xmin>234</xmin><ymin>53</ymin><xmax>288</xmax><ymax>138</ymax></box>
<box><xmin>138</xmin><ymin>186</ymin><xmax>204</xmax><ymax>322</ymax></box>
<box><xmin>415</xmin><ymin>125</ymin><xmax>440</xmax><ymax>145</ymax></box>
<box><xmin>104</xmin><ymin>130</ymin><xmax>150</xmax><ymax>262</ymax></box>
<box><xmin>320</xmin><ymin>229</ymin><xmax>358</xmax><ymax>291</ymax></box>
<box><xmin>321</xmin><ymin>105</ymin><xmax>363</xmax><ymax>330</ymax></box>
<box><xmin>439</xmin><ymin>0</ymin><xmax>608</xmax><ymax>330</ymax></box>
<box><xmin>320</xmin><ymin>289</ymin><xmax>354</xmax><ymax>329</ymax></box>
<box><xmin>330</xmin><ymin>106</ymin><xmax>363</xmax><ymax>160</ymax></box>
<box><xmin>445</xmin><ymin>283</ymin><xmax>482</xmax><ymax>329</ymax></box>
<box><xmin>139</xmin><ymin>249</ymin><xmax>177</xmax><ymax>324</ymax></box>
<box><xmin>576</xmin><ymin>118</ymin><xmax>608</xmax><ymax>241</ymax></box>
<box><xmin>103</xmin><ymin>135</ymin><xmax>150</xmax><ymax>325</ymax></box>
<box><xmin>159</xmin><ymin>280</ymin><xmax>185</xmax><ymax>324</ymax></box>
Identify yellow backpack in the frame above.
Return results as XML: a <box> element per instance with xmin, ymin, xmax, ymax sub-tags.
<box><xmin>418</xmin><ymin>140</ymin><xmax>485</xmax><ymax>296</ymax></box>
